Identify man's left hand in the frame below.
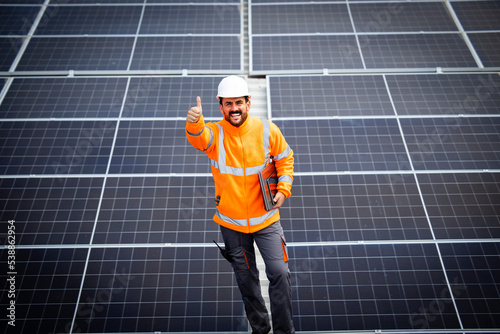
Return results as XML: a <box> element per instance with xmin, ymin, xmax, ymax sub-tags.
<box><xmin>272</xmin><ymin>192</ymin><xmax>285</xmax><ymax>210</ymax></box>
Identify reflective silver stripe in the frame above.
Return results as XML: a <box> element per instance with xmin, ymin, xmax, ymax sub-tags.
<box><xmin>249</xmin><ymin>208</ymin><xmax>278</xmax><ymax>226</ymax></box>
<box><xmin>204</xmin><ymin>126</ymin><xmax>214</xmax><ymax>151</ymax></box>
<box><xmin>217</xmin><ymin>208</ymin><xmax>278</xmax><ymax>227</ymax></box>
<box><xmin>216</xmin><ymin>210</ymin><xmax>247</xmax><ymax>227</ymax></box>
<box><xmin>275</xmin><ymin>145</ymin><xmax>291</xmax><ymax>161</ymax></box>
<box><xmin>187</xmin><ymin>126</ymin><xmax>214</xmax><ymax>152</ymax></box>
<box><xmin>216</xmin><ymin>124</ymin><xmax>228</xmax><ymax>174</ymax></box>
<box><xmin>186</xmin><ymin>128</ymin><xmax>204</xmax><ymax>137</ymax></box>
<box><xmin>210</xmin><ymin>159</ymin><xmax>218</xmax><ymax>169</ymax></box>
<box><xmin>262</xmin><ymin>119</ymin><xmax>271</xmax><ymax>164</ymax></box>
<box><xmin>279</xmin><ymin>175</ymin><xmax>293</xmax><ymax>185</ymax></box>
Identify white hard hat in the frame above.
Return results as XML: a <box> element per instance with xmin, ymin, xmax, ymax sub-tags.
<box><xmin>217</xmin><ymin>76</ymin><xmax>249</xmax><ymax>99</ymax></box>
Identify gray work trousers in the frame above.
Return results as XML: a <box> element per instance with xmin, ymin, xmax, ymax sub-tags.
<box><xmin>220</xmin><ymin>221</ymin><xmax>295</xmax><ymax>334</ymax></box>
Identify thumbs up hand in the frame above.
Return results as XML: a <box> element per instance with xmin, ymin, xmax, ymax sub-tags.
<box><xmin>187</xmin><ymin>96</ymin><xmax>202</xmax><ymax>123</ymax></box>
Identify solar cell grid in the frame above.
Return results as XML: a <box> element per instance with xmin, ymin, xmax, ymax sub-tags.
<box><xmin>75</xmin><ymin>247</ymin><xmax>244</xmax><ymax>332</ymax></box>
<box><xmin>290</xmin><ymin>243</ymin><xmax>461</xmax><ymax>331</ymax></box>
<box><xmin>130</xmin><ymin>36</ymin><xmax>241</xmax><ymax>71</ymax></box>
<box><xmin>123</xmin><ymin>76</ymin><xmax>222</xmax><ymax>118</ymax></box>
<box><xmin>440</xmin><ymin>242</ymin><xmax>500</xmax><ymax>328</ymax></box>
<box><xmin>401</xmin><ymin>117</ymin><xmax>500</xmax><ymax>170</ymax></box>
<box><xmin>251</xmin><ymin>4</ymin><xmax>353</xmax><ymax>34</ymax></box>
<box><xmin>94</xmin><ymin>176</ymin><xmax>219</xmax><ymax>244</ymax></box>
<box><xmin>275</xmin><ymin>119</ymin><xmax>409</xmax><ymax>173</ymax></box>
<box><xmin>281</xmin><ymin>174</ymin><xmax>432</xmax><ymax>243</ymax></box>
<box><xmin>350</xmin><ymin>2</ymin><xmax>457</xmax><ymax>33</ymax></box>
<box><xmin>34</xmin><ymin>5</ymin><xmax>142</xmax><ymax>35</ymax></box>
<box><xmin>0</xmin><ymin>120</ymin><xmax>116</xmax><ymax>175</ymax></box>
<box><xmin>468</xmin><ymin>32</ymin><xmax>500</xmax><ymax>67</ymax></box>
<box><xmin>269</xmin><ymin>75</ymin><xmax>394</xmax><ymax>117</ymax></box>
<box><xmin>386</xmin><ymin>73</ymin><xmax>500</xmax><ymax>116</ymax></box>
<box><xmin>110</xmin><ymin>120</ymin><xmax>211</xmax><ymax>174</ymax></box>
<box><xmin>0</xmin><ymin>77</ymin><xmax>128</xmax><ymax>118</ymax></box>
<box><xmin>0</xmin><ymin>6</ymin><xmax>41</xmax><ymax>36</ymax></box>
<box><xmin>16</xmin><ymin>37</ymin><xmax>135</xmax><ymax>71</ymax></box>
<box><xmin>140</xmin><ymin>5</ymin><xmax>240</xmax><ymax>34</ymax></box>
<box><xmin>0</xmin><ymin>177</ymin><xmax>103</xmax><ymax>245</ymax></box>
<box><xmin>0</xmin><ymin>248</ymin><xmax>87</xmax><ymax>334</ymax></box>
<box><xmin>361</xmin><ymin>34</ymin><xmax>478</xmax><ymax>69</ymax></box>
<box><xmin>418</xmin><ymin>173</ymin><xmax>500</xmax><ymax>240</ymax></box>
<box><xmin>0</xmin><ymin>37</ymin><xmax>20</xmax><ymax>71</ymax></box>
<box><xmin>452</xmin><ymin>1</ymin><xmax>500</xmax><ymax>31</ymax></box>
<box><xmin>252</xmin><ymin>35</ymin><xmax>364</xmax><ymax>71</ymax></box>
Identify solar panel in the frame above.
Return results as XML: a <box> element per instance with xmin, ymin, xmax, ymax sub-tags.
<box><xmin>109</xmin><ymin>120</ymin><xmax>210</xmax><ymax>174</ymax></box>
<box><xmin>0</xmin><ymin>37</ymin><xmax>20</xmax><ymax>71</ymax></box>
<box><xmin>275</xmin><ymin>119</ymin><xmax>410</xmax><ymax>173</ymax></box>
<box><xmin>452</xmin><ymin>1</ymin><xmax>500</xmax><ymax>31</ymax></box>
<box><xmin>0</xmin><ymin>248</ymin><xmax>88</xmax><ymax>334</ymax></box>
<box><xmin>281</xmin><ymin>174</ymin><xmax>432</xmax><ymax>243</ymax></box>
<box><xmin>0</xmin><ymin>120</ymin><xmax>116</xmax><ymax>175</ymax></box>
<box><xmin>252</xmin><ymin>35</ymin><xmax>364</xmax><ymax>71</ymax></box>
<box><xmin>361</xmin><ymin>34</ymin><xmax>478</xmax><ymax>69</ymax></box>
<box><xmin>0</xmin><ymin>6</ymin><xmax>41</xmax><ymax>35</ymax></box>
<box><xmin>34</xmin><ymin>6</ymin><xmax>142</xmax><ymax>35</ymax></box>
<box><xmin>0</xmin><ymin>177</ymin><xmax>103</xmax><ymax>245</ymax></box>
<box><xmin>74</xmin><ymin>247</ymin><xmax>244</xmax><ymax>332</ymax></box>
<box><xmin>350</xmin><ymin>2</ymin><xmax>457</xmax><ymax>33</ymax></box>
<box><xmin>290</xmin><ymin>243</ymin><xmax>461</xmax><ymax>331</ymax></box>
<box><xmin>94</xmin><ymin>176</ymin><xmax>218</xmax><ymax>245</ymax></box>
<box><xmin>386</xmin><ymin>73</ymin><xmax>500</xmax><ymax>115</ymax></box>
<box><xmin>401</xmin><ymin>117</ymin><xmax>500</xmax><ymax>170</ymax></box>
<box><xmin>123</xmin><ymin>76</ymin><xmax>222</xmax><ymax>118</ymax></box>
<box><xmin>269</xmin><ymin>75</ymin><xmax>394</xmax><ymax>117</ymax></box>
<box><xmin>468</xmin><ymin>32</ymin><xmax>500</xmax><ymax>68</ymax></box>
<box><xmin>130</xmin><ymin>36</ymin><xmax>241</xmax><ymax>71</ymax></box>
<box><xmin>2</xmin><ymin>0</ymin><xmax>500</xmax><ymax>333</ymax></box>
<box><xmin>0</xmin><ymin>77</ymin><xmax>128</xmax><ymax>118</ymax></box>
<box><xmin>418</xmin><ymin>173</ymin><xmax>500</xmax><ymax>239</ymax></box>
<box><xmin>251</xmin><ymin>4</ymin><xmax>353</xmax><ymax>34</ymax></box>
<box><xmin>16</xmin><ymin>37</ymin><xmax>135</xmax><ymax>71</ymax></box>
<box><xmin>140</xmin><ymin>5</ymin><xmax>240</xmax><ymax>34</ymax></box>
<box><xmin>439</xmin><ymin>242</ymin><xmax>500</xmax><ymax>329</ymax></box>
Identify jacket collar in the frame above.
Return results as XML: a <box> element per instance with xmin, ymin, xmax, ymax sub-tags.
<box><xmin>219</xmin><ymin>115</ymin><xmax>255</xmax><ymax>135</ymax></box>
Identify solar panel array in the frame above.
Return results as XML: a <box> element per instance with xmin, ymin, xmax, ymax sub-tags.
<box><xmin>1</xmin><ymin>0</ymin><xmax>499</xmax><ymax>333</ymax></box>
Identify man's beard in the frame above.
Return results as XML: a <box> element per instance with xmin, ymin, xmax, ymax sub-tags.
<box><xmin>225</xmin><ymin>110</ymin><xmax>248</xmax><ymax>127</ymax></box>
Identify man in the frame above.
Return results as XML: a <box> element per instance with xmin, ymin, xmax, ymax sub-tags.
<box><xmin>185</xmin><ymin>76</ymin><xmax>295</xmax><ymax>333</ymax></box>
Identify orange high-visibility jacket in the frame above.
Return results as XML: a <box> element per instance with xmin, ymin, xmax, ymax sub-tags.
<box><xmin>186</xmin><ymin>115</ymin><xmax>294</xmax><ymax>233</ymax></box>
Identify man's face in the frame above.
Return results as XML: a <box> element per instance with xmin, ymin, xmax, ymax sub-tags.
<box><xmin>219</xmin><ymin>97</ymin><xmax>250</xmax><ymax>127</ymax></box>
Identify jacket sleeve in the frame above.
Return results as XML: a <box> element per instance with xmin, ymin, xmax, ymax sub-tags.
<box><xmin>185</xmin><ymin>115</ymin><xmax>216</xmax><ymax>155</ymax></box>
<box><xmin>269</xmin><ymin>121</ymin><xmax>294</xmax><ymax>198</ymax></box>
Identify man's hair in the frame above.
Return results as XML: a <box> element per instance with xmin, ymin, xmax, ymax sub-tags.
<box><xmin>219</xmin><ymin>96</ymin><xmax>250</xmax><ymax>106</ymax></box>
